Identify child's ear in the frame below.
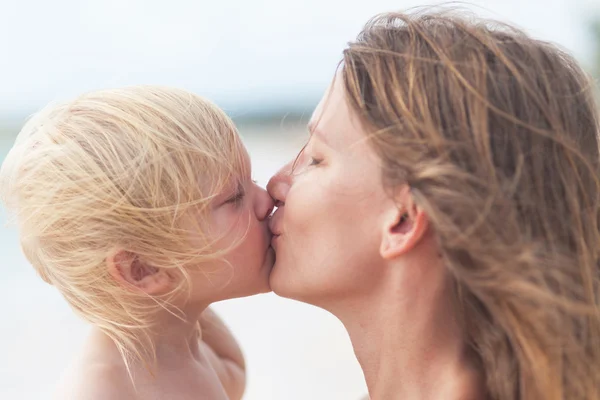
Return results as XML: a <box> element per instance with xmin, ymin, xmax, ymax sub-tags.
<box><xmin>107</xmin><ymin>250</ymin><xmax>171</xmax><ymax>295</ymax></box>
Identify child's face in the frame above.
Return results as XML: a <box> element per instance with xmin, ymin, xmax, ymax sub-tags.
<box><xmin>187</xmin><ymin>144</ymin><xmax>275</xmax><ymax>302</ymax></box>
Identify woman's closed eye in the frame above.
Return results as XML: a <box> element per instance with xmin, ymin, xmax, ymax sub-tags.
<box><xmin>309</xmin><ymin>157</ymin><xmax>323</xmax><ymax>166</ymax></box>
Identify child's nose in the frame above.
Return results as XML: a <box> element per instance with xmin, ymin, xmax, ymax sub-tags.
<box><xmin>255</xmin><ymin>185</ymin><xmax>274</xmax><ymax>221</ymax></box>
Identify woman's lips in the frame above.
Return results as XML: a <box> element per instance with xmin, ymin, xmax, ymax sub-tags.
<box><xmin>269</xmin><ymin>207</ymin><xmax>284</xmax><ymax>249</ymax></box>
<box><xmin>271</xmin><ymin>233</ymin><xmax>281</xmax><ymax>248</ymax></box>
<box><xmin>268</xmin><ymin>207</ymin><xmax>283</xmax><ymax>236</ymax></box>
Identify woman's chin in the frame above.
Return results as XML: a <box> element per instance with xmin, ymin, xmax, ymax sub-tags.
<box><xmin>268</xmin><ymin>261</ymin><xmax>305</xmax><ymax>301</ymax></box>
<box><xmin>268</xmin><ymin>260</ymin><xmax>288</xmax><ymax>296</ymax></box>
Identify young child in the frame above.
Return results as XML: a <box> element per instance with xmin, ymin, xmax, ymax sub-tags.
<box><xmin>0</xmin><ymin>86</ymin><xmax>275</xmax><ymax>399</ymax></box>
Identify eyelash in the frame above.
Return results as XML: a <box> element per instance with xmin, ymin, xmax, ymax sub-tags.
<box><xmin>225</xmin><ymin>188</ymin><xmax>245</xmax><ymax>206</ymax></box>
<box><xmin>309</xmin><ymin>157</ymin><xmax>322</xmax><ymax>166</ymax></box>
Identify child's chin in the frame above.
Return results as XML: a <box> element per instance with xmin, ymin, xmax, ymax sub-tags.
<box><xmin>263</xmin><ymin>246</ymin><xmax>276</xmax><ymax>270</ymax></box>
<box><xmin>229</xmin><ymin>275</ymin><xmax>272</xmax><ymax>300</ymax></box>
<box><xmin>254</xmin><ymin>272</ymin><xmax>273</xmax><ymax>295</ymax></box>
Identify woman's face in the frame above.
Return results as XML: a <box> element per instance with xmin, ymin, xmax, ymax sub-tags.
<box><xmin>267</xmin><ymin>77</ymin><xmax>398</xmax><ymax>306</ymax></box>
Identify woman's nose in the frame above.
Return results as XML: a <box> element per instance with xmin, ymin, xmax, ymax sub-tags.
<box><xmin>267</xmin><ymin>162</ymin><xmax>293</xmax><ymax>206</ymax></box>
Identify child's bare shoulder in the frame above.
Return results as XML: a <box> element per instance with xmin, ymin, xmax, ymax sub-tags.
<box><xmin>54</xmin><ymin>358</ymin><xmax>135</xmax><ymax>400</ymax></box>
<box><xmin>54</xmin><ymin>331</ymin><xmax>136</xmax><ymax>400</ymax></box>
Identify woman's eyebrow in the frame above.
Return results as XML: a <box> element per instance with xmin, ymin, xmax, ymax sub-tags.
<box><xmin>307</xmin><ymin>120</ymin><xmax>329</xmax><ymax>145</ymax></box>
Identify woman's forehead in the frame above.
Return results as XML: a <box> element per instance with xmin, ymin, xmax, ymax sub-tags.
<box><xmin>309</xmin><ymin>78</ymin><xmax>367</xmax><ymax>151</ymax></box>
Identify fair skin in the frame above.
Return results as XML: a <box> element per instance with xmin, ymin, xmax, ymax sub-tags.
<box><xmin>267</xmin><ymin>76</ymin><xmax>483</xmax><ymax>399</ymax></box>
<box><xmin>55</xmin><ymin>145</ymin><xmax>274</xmax><ymax>400</ymax></box>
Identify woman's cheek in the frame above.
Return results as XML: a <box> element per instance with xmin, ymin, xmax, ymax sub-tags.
<box><xmin>286</xmin><ymin>186</ymin><xmax>315</xmax><ymax>232</ymax></box>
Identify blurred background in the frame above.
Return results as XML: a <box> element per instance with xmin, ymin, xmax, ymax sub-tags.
<box><xmin>0</xmin><ymin>0</ymin><xmax>599</xmax><ymax>399</ymax></box>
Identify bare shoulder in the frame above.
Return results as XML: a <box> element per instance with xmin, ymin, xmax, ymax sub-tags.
<box><xmin>53</xmin><ymin>359</ymin><xmax>136</xmax><ymax>400</ymax></box>
<box><xmin>53</xmin><ymin>330</ymin><xmax>137</xmax><ymax>400</ymax></box>
<box><xmin>199</xmin><ymin>340</ymin><xmax>245</xmax><ymax>400</ymax></box>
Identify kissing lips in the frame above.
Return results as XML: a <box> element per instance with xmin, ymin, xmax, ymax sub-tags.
<box><xmin>271</xmin><ymin>234</ymin><xmax>280</xmax><ymax>249</ymax></box>
<box><xmin>269</xmin><ymin>211</ymin><xmax>283</xmax><ymax>250</ymax></box>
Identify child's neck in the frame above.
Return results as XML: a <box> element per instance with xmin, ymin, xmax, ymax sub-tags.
<box><xmin>89</xmin><ymin>303</ymin><xmax>209</xmax><ymax>372</ymax></box>
<box><xmin>150</xmin><ymin>304</ymin><xmax>206</xmax><ymax>366</ymax></box>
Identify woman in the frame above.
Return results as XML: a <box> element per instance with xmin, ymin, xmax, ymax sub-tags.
<box><xmin>268</xmin><ymin>9</ymin><xmax>600</xmax><ymax>400</ymax></box>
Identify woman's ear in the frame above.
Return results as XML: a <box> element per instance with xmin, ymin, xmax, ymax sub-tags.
<box><xmin>107</xmin><ymin>250</ymin><xmax>171</xmax><ymax>294</ymax></box>
<box><xmin>380</xmin><ymin>188</ymin><xmax>429</xmax><ymax>260</ymax></box>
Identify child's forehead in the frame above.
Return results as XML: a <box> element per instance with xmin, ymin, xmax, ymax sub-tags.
<box><xmin>205</xmin><ymin>139</ymin><xmax>250</xmax><ymax>191</ymax></box>
<box><xmin>230</xmin><ymin>138</ymin><xmax>251</xmax><ymax>177</ymax></box>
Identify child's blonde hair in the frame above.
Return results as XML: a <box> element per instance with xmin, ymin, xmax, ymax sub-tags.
<box><xmin>0</xmin><ymin>85</ymin><xmax>246</xmax><ymax>367</ymax></box>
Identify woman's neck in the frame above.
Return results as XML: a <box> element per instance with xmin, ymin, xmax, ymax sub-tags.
<box><xmin>336</xmin><ymin>267</ymin><xmax>483</xmax><ymax>400</ymax></box>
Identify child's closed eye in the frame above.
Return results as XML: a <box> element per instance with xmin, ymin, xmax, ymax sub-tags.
<box><xmin>224</xmin><ymin>184</ymin><xmax>246</xmax><ymax>206</ymax></box>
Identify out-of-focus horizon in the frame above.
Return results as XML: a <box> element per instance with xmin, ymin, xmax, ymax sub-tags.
<box><xmin>1</xmin><ymin>0</ymin><xmax>599</xmax><ymax>128</ymax></box>
<box><xmin>592</xmin><ymin>15</ymin><xmax>600</xmax><ymax>82</ymax></box>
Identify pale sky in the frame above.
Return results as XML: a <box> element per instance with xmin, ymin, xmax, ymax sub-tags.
<box><xmin>0</xmin><ymin>0</ymin><xmax>598</xmax><ymax>116</ymax></box>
